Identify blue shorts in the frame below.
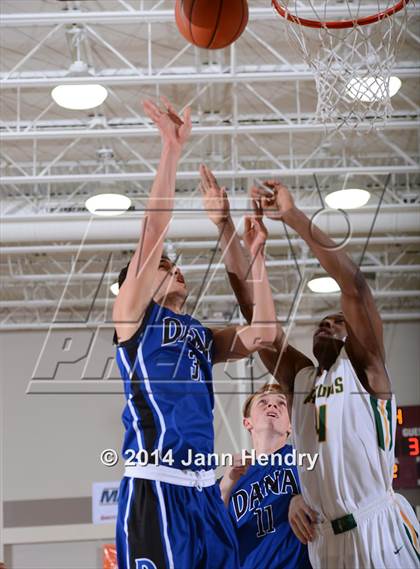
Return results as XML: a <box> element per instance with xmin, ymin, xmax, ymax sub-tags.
<box><xmin>116</xmin><ymin>476</ymin><xmax>240</xmax><ymax>569</ymax></box>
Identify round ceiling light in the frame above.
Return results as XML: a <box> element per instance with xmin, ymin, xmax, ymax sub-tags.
<box><xmin>325</xmin><ymin>188</ymin><xmax>370</xmax><ymax>210</ymax></box>
<box><xmin>51</xmin><ymin>84</ymin><xmax>108</xmax><ymax>110</ymax></box>
<box><xmin>85</xmin><ymin>193</ymin><xmax>131</xmax><ymax>216</ymax></box>
<box><xmin>346</xmin><ymin>76</ymin><xmax>401</xmax><ymax>103</ymax></box>
<box><xmin>308</xmin><ymin>277</ymin><xmax>340</xmax><ymax>294</ymax></box>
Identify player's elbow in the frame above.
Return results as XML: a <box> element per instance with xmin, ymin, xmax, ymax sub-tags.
<box><xmin>253</xmin><ymin>324</ymin><xmax>277</xmax><ymax>349</ymax></box>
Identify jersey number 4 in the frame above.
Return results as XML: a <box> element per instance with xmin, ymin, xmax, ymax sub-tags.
<box><xmin>254</xmin><ymin>505</ymin><xmax>275</xmax><ymax>538</ymax></box>
<box><xmin>315</xmin><ymin>404</ymin><xmax>327</xmax><ymax>442</ymax></box>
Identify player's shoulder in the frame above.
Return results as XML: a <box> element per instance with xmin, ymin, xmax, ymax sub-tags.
<box><xmin>114</xmin><ymin>299</ymin><xmax>158</xmax><ymax>347</ymax></box>
<box><xmin>294</xmin><ymin>362</ymin><xmax>317</xmax><ymax>383</ymax></box>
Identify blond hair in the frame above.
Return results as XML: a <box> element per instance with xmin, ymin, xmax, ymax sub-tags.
<box><xmin>243</xmin><ymin>382</ymin><xmax>286</xmax><ymax>418</ymax></box>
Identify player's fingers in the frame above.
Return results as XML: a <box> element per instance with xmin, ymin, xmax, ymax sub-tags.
<box><xmin>303</xmin><ymin>504</ymin><xmax>318</xmax><ymax>523</ymax></box>
<box><xmin>292</xmin><ymin>514</ymin><xmax>312</xmax><ymax>543</ymax></box>
<box><xmin>262</xmin><ymin>179</ymin><xmax>277</xmax><ymax>189</ymax></box>
<box><xmin>221</xmin><ymin>186</ymin><xmax>230</xmax><ymax>203</ymax></box>
<box><xmin>143</xmin><ymin>99</ymin><xmax>160</xmax><ymax>113</ymax></box>
<box><xmin>289</xmin><ymin>520</ymin><xmax>308</xmax><ymax>545</ymax></box>
<box><xmin>160</xmin><ymin>96</ymin><xmax>183</xmax><ymax>127</ymax></box>
<box><xmin>200</xmin><ymin>164</ymin><xmax>211</xmax><ymax>190</ymax></box>
<box><xmin>250</xmin><ymin>198</ymin><xmax>259</xmax><ymax>217</ymax></box>
<box><xmin>252</xmin><ymin>185</ymin><xmax>273</xmax><ymax>200</ymax></box>
<box><xmin>203</xmin><ymin>164</ymin><xmax>217</xmax><ymax>188</ymax></box>
<box><xmin>256</xmin><ymin>215</ymin><xmax>268</xmax><ymax>237</ymax></box>
<box><xmin>296</xmin><ymin>510</ymin><xmax>315</xmax><ymax>540</ymax></box>
<box><xmin>204</xmin><ymin>164</ymin><xmax>219</xmax><ymax>189</ymax></box>
<box><xmin>244</xmin><ymin>216</ymin><xmax>252</xmax><ymax>235</ymax></box>
<box><xmin>206</xmin><ymin>165</ymin><xmax>219</xmax><ymax>187</ymax></box>
<box><xmin>143</xmin><ymin>100</ymin><xmax>162</xmax><ymax>121</ymax></box>
<box><xmin>250</xmin><ymin>185</ymin><xmax>265</xmax><ymax>200</ymax></box>
<box><xmin>199</xmin><ymin>165</ymin><xmax>209</xmax><ymax>192</ymax></box>
<box><xmin>160</xmin><ymin>95</ymin><xmax>176</xmax><ymax>114</ymax></box>
<box><xmin>254</xmin><ymin>199</ymin><xmax>264</xmax><ymax>218</ymax></box>
<box><xmin>182</xmin><ymin>105</ymin><xmax>192</xmax><ymax>127</ymax></box>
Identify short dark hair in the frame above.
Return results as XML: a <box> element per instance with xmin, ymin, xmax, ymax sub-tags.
<box><xmin>117</xmin><ymin>254</ymin><xmax>172</xmax><ymax>291</ymax></box>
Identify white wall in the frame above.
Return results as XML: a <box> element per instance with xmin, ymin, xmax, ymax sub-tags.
<box><xmin>5</xmin><ymin>540</ymin><xmax>106</xmax><ymax>569</ymax></box>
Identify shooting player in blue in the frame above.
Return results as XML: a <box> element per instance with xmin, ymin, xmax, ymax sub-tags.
<box><xmin>112</xmin><ymin>97</ymin><xmax>278</xmax><ymax>569</ymax></box>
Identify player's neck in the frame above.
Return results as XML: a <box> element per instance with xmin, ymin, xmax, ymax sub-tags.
<box><xmin>251</xmin><ymin>431</ymin><xmax>288</xmax><ymax>456</ymax></box>
<box><xmin>314</xmin><ymin>340</ymin><xmax>343</xmax><ymax>374</ymax></box>
<box><xmin>156</xmin><ymin>292</ymin><xmax>186</xmax><ymax>314</ymax></box>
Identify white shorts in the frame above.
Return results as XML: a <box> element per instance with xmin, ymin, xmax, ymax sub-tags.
<box><xmin>309</xmin><ymin>492</ymin><xmax>420</xmax><ymax>569</ymax></box>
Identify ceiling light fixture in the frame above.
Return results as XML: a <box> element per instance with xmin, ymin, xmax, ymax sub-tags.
<box><xmin>346</xmin><ymin>76</ymin><xmax>401</xmax><ymax>102</ymax></box>
<box><xmin>85</xmin><ymin>193</ymin><xmax>131</xmax><ymax>216</ymax></box>
<box><xmin>325</xmin><ymin>188</ymin><xmax>370</xmax><ymax>210</ymax></box>
<box><xmin>51</xmin><ymin>60</ymin><xmax>108</xmax><ymax>110</ymax></box>
<box><xmin>308</xmin><ymin>277</ymin><xmax>340</xmax><ymax>293</ymax></box>
<box><xmin>85</xmin><ymin>149</ymin><xmax>131</xmax><ymax>216</ymax></box>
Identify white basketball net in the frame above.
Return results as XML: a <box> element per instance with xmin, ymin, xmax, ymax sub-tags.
<box><xmin>275</xmin><ymin>1</ymin><xmax>410</xmax><ymax>129</ymax></box>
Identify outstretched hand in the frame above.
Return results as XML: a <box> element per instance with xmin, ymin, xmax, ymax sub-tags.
<box><xmin>143</xmin><ymin>97</ymin><xmax>192</xmax><ymax>149</ymax></box>
<box><xmin>243</xmin><ymin>199</ymin><xmax>268</xmax><ymax>258</ymax></box>
<box><xmin>199</xmin><ymin>164</ymin><xmax>230</xmax><ymax>226</ymax></box>
<box><xmin>250</xmin><ymin>180</ymin><xmax>295</xmax><ymax>220</ymax></box>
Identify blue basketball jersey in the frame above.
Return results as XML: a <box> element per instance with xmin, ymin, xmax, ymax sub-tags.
<box><xmin>115</xmin><ymin>300</ymin><xmax>216</xmax><ymax>471</ymax></box>
<box><xmin>228</xmin><ymin>445</ymin><xmax>311</xmax><ymax>569</ymax></box>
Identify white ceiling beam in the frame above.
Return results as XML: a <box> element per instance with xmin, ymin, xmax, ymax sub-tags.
<box><xmin>3</xmin><ymin>265</ymin><xmax>419</xmax><ymax>284</ymax></box>
<box><xmin>3</xmin><ymin>236</ymin><xmax>420</xmax><ymax>256</ymax></box>
<box><xmin>1</xmin><ymin>289</ymin><xmax>419</xmax><ymax>309</ymax></box>
<box><xmin>2</xmin><ymin>207</ymin><xmax>419</xmax><ymax>243</ymax></box>
<box><xmin>2</xmin><ymin>119</ymin><xmax>418</xmax><ymax>141</ymax></box>
<box><xmin>2</xmin><ymin>165</ymin><xmax>419</xmax><ymax>186</ymax></box>
<box><xmin>1</xmin><ymin>65</ymin><xmax>418</xmax><ymax>89</ymax></box>
<box><xmin>2</xmin><ymin>5</ymin><xmax>418</xmax><ymax>27</ymax></box>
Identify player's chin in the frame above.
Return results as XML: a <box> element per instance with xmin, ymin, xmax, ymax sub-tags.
<box><xmin>179</xmin><ymin>282</ymin><xmax>188</xmax><ymax>295</ymax></box>
<box><xmin>313</xmin><ymin>334</ymin><xmax>333</xmax><ymax>348</ymax></box>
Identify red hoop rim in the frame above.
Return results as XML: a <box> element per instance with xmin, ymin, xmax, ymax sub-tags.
<box><xmin>272</xmin><ymin>0</ymin><xmax>408</xmax><ymax>29</ymax></box>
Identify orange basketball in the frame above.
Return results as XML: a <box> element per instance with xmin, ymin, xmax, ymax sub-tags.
<box><xmin>175</xmin><ymin>0</ymin><xmax>249</xmax><ymax>50</ymax></box>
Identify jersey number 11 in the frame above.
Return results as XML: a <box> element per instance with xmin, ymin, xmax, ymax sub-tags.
<box><xmin>254</xmin><ymin>505</ymin><xmax>275</xmax><ymax>538</ymax></box>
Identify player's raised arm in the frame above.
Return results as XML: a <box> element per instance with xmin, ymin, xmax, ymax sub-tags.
<box><xmin>212</xmin><ymin>211</ymin><xmax>277</xmax><ymax>363</ymax></box>
<box><xmin>199</xmin><ymin>163</ymin><xmax>254</xmax><ymax>322</ymax></box>
<box><xmin>113</xmin><ymin>98</ymin><xmax>191</xmax><ymax>342</ymax></box>
<box><xmin>200</xmin><ymin>166</ymin><xmax>311</xmax><ymax>396</ymax></box>
<box><xmin>252</xmin><ymin>180</ymin><xmax>390</xmax><ymax>398</ymax></box>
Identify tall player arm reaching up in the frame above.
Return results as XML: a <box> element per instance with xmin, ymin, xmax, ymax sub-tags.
<box><xmin>200</xmin><ymin>165</ymin><xmax>311</xmax><ymax>393</ymax></box>
<box><xmin>210</xmin><ymin>201</ymin><xmax>277</xmax><ymax>364</ymax></box>
<box><xmin>113</xmin><ymin>99</ymin><xmax>191</xmax><ymax>342</ymax></box>
<box><xmin>252</xmin><ymin>181</ymin><xmax>390</xmax><ymax>399</ymax></box>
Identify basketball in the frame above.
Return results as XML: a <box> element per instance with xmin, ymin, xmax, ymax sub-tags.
<box><xmin>175</xmin><ymin>0</ymin><xmax>249</xmax><ymax>50</ymax></box>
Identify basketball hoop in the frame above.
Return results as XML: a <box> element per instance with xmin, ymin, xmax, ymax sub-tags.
<box><xmin>272</xmin><ymin>0</ymin><xmax>410</xmax><ymax>128</ymax></box>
